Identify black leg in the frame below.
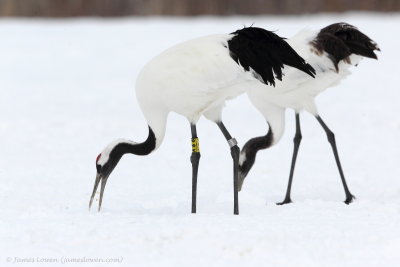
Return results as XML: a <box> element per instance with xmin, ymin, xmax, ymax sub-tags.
<box><xmin>217</xmin><ymin>121</ymin><xmax>239</xmax><ymax>215</ymax></box>
<box><xmin>316</xmin><ymin>116</ymin><xmax>355</xmax><ymax>204</ymax></box>
<box><xmin>190</xmin><ymin>124</ymin><xmax>201</xmax><ymax>213</ymax></box>
<box><xmin>277</xmin><ymin>112</ymin><xmax>302</xmax><ymax>205</ymax></box>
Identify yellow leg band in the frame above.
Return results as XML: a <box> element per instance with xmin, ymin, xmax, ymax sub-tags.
<box><xmin>191</xmin><ymin>137</ymin><xmax>200</xmax><ymax>153</ymax></box>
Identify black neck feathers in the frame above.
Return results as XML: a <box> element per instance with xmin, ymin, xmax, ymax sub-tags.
<box><xmin>117</xmin><ymin>126</ymin><xmax>156</xmax><ymax>157</ymax></box>
<box><xmin>99</xmin><ymin>127</ymin><xmax>156</xmax><ymax>177</ymax></box>
<box><xmin>239</xmin><ymin>129</ymin><xmax>274</xmax><ymax>179</ymax></box>
<box><xmin>311</xmin><ymin>22</ymin><xmax>380</xmax><ymax>71</ymax></box>
<box><xmin>227</xmin><ymin>27</ymin><xmax>315</xmax><ymax>86</ymax></box>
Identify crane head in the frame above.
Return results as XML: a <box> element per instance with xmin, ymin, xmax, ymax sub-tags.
<box><xmin>238</xmin><ymin>152</ymin><xmax>255</xmax><ymax>191</ymax></box>
<box><xmin>89</xmin><ymin>145</ymin><xmax>124</xmax><ymax>211</ymax></box>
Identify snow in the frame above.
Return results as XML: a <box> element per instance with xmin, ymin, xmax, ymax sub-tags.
<box><xmin>1</xmin><ymin>13</ymin><xmax>400</xmax><ymax>266</ymax></box>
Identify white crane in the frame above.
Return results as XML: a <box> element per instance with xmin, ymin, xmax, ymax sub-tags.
<box><xmin>238</xmin><ymin>23</ymin><xmax>380</xmax><ymax>204</ymax></box>
<box><xmin>89</xmin><ymin>27</ymin><xmax>316</xmax><ymax>215</ymax></box>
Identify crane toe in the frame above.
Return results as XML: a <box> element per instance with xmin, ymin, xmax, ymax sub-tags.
<box><xmin>276</xmin><ymin>198</ymin><xmax>292</xmax><ymax>205</ymax></box>
<box><xmin>344</xmin><ymin>194</ymin><xmax>356</xmax><ymax>205</ymax></box>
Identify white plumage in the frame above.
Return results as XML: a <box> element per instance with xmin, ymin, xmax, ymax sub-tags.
<box><xmin>136</xmin><ymin>34</ymin><xmax>261</xmax><ymax>148</ymax></box>
<box><xmin>238</xmin><ymin>23</ymin><xmax>380</xmax><ymax>205</ymax></box>
<box><xmin>90</xmin><ymin>27</ymin><xmax>316</xmax><ymax>214</ymax></box>
<box><xmin>246</xmin><ymin>29</ymin><xmax>362</xmax><ymax>144</ymax></box>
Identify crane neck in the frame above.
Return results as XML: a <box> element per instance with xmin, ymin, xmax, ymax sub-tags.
<box><xmin>114</xmin><ymin>126</ymin><xmax>156</xmax><ymax>158</ymax></box>
<box><xmin>242</xmin><ymin>130</ymin><xmax>274</xmax><ymax>161</ymax></box>
<box><xmin>98</xmin><ymin>126</ymin><xmax>156</xmax><ymax>167</ymax></box>
<box><xmin>238</xmin><ymin>129</ymin><xmax>274</xmax><ymax>180</ymax></box>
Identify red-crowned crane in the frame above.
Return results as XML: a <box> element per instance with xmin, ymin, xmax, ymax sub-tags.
<box><xmin>89</xmin><ymin>27</ymin><xmax>316</xmax><ymax>215</ymax></box>
<box><xmin>238</xmin><ymin>23</ymin><xmax>380</xmax><ymax>204</ymax></box>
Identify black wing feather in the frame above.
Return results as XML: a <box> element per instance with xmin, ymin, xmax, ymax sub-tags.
<box><xmin>228</xmin><ymin>27</ymin><xmax>315</xmax><ymax>86</ymax></box>
<box><xmin>312</xmin><ymin>22</ymin><xmax>380</xmax><ymax>70</ymax></box>
<box><xmin>311</xmin><ymin>32</ymin><xmax>352</xmax><ymax>71</ymax></box>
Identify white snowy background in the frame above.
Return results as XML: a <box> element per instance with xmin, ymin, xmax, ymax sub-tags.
<box><xmin>0</xmin><ymin>13</ymin><xmax>399</xmax><ymax>266</ymax></box>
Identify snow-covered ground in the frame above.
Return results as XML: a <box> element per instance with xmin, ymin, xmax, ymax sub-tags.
<box><xmin>1</xmin><ymin>13</ymin><xmax>399</xmax><ymax>266</ymax></box>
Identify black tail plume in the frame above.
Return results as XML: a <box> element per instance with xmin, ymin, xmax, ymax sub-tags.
<box><xmin>228</xmin><ymin>27</ymin><xmax>315</xmax><ymax>87</ymax></box>
<box><xmin>312</xmin><ymin>22</ymin><xmax>380</xmax><ymax>70</ymax></box>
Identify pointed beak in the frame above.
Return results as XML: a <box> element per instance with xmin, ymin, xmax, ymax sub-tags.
<box><xmin>89</xmin><ymin>172</ymin><xmax>109</xmax><ymax>212</ymax></box>
<box><xmin>238</xmin><ymin>163</ymin><xmax>251</xmax><ymax>192</ymax></box>
<box><xmin>237</xmin><ymin>171</ymin><xmax>245</xmax><ymax>192</ymax></box>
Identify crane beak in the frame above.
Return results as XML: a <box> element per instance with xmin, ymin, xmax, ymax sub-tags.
<box><xmin>237</xmin><ymin>171</ymin><xmax>245</xmax><ymax>192</ymax></box>
<box><xmin>238</xmin><ymin>163</ymin><xmax>251</xmax><ymax>192</ymax></box>
<box><xmin>89</xmin><ymin>172</ymin><xmax>109</xmax><ymax>212</ymax></box>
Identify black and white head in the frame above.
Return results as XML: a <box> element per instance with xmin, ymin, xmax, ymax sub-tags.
<box><xmin>88</xmin><ymin>128</ymin><xmax>156</xmax><ymax>211</ymax></box>
<box><xmin>238</xmin><ymin>131</ymin><xmax>274</xmax><ymax>191</ymax></box>
<box><xmin>89</xmin><ymin>140</ymin><xmax>131</xmax><ymax>211</ymax></box>
<box><xmin>238</xmin><ymin>152</ymin><xmax>255</xmax><ymax>191</ymax></box>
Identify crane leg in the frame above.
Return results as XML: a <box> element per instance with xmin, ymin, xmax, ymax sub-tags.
<box><xmin>190</xmin><ymin>124</ymin><xmax>201</xmax><ymax>213</ymax></box>
<box><xmin>316</xmin><ymin>116</ymin><xmax>355</xmax><ymax>204</ymax></box>
<box><xmin>277</xmin><ymin>112</ymin><xmax>302</xmax><ymax>205</ymax></box>
<box><xmin>217</xmin><ymin>121</ymin><xmax>240</xmax><ymax>215</ymax></box>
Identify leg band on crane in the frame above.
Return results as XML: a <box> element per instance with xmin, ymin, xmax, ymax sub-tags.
<box><xmin>227</xmin><ymin>138</ymin><xmax>238</xmax><ymax>148</ymax></box>
<box><xmin>192</xmin><ymin>137</ymin><xmax>200</xmax><ymax>153</ymax></box>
